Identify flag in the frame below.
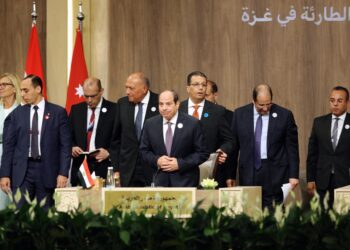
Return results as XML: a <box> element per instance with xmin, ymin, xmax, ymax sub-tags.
<box><xmin>77</xmin><ymin>157</ymin><xmax>95</xmax><ymax>189</ymax></box>
<box><xmin>25</xmin><ymin>23</ymin><xmax>47</xmax><ymax>99</ymax></box>
<box><xmin>65</xmin><ymin>28</ymin><xmax>88</xmax><ymax>114</ymax></box>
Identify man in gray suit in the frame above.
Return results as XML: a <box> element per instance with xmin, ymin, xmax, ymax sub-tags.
<box><xmin>307</xmin><ymin>86</ymin><xmax>350</xmax><ymax>208</ymax></box>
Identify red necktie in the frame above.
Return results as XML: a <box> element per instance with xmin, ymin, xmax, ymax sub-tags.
<box><xmin>192</xmin><ymin>105</ymin><xmax>199</xmax><ymax>119</ymax></box>
<box><xmin>86</xmin><ymin>108</ymin><xmax>95</xmax><ymax>151</ymax></box>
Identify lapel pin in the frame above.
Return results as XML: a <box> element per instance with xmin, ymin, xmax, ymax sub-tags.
<box><xmin>177</xmin><ymin>123</ymin><xmax>183</xmax><ymax>129</ymax></box>
<box><xmin>272</xmin><ymin>112</ymin><xmax>277</xmax><ymax>118</ymax></box>
<box><xmin>45</xmin><ymin>113</ymin><xmax>50</xmax><ymax>120</ymax></box>
<box><xmin>203</xmin><ymin>113</ymin><xmax>209</xmax><ymax>118</ymax></box>
<box><xmin>102</xmin><ymin>107</ymin><xmax>107</xmax><ymax>113</ymax></box>
<box><xmin>345</xmin><ymin>124</ymin><xmax>350</xmax><ymax>130</ymax></box>
<box><xmin>151</xmin><ymin>107</ymin><xmax>156</xmax><ymax>112</ymax></box>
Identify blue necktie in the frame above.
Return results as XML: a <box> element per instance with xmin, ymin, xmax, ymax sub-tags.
<box><xmin>254</xmin><ymin>115</ymin><xmax>262</xmax><ymax>170</ymax></box>
<box><xmin>135</xmin><ymin>103</ymin><xmax>143</xmax><ymax>140</ymax></box>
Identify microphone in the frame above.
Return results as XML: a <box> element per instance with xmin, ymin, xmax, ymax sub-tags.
<box><xmin>151</xmin><ymin>168</ymin><xmax>161</xmax><ymax>187</ymax></box>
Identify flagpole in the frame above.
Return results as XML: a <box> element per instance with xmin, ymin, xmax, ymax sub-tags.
<box><xmin>31</xmin><ymin>1</ymin><xmax>37</xmax><ymax>25</ymax></box>
<box><xmin>77</xmin><ymin>2</ymin><xmax>85</xmax><ymax>32</ymax></box>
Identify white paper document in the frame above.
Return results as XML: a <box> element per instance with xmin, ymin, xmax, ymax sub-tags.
<box><xmin>281</xmin><ymin>183</ymin><xmax>292</xmax><ymax>203</ymax></box>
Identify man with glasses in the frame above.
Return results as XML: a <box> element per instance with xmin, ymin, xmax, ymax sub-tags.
<box><xmin>307</xmin><ymin>86</ymin><xmax>350</xmax><ymax>208</ymax></box>
<box><xmin>68</xmin><ymin>77</ymin><xmax>116</xmax><ymax>186</ymax></box>
<box><xmin>231</xmin><ymin>84</ymin><xmax>299</xmax><ymax>210</ymax></box>
<box><xmin>179</xmin><ymin>71</ymin><xmax>233</xmax><ymax>185</ymax></box>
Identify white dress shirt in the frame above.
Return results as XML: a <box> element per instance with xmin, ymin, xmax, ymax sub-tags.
<box><xmin>134</xmin><ymin>90</ymin><xmax>150</xmax><ymax>128</ymax></box>
<box><xmin>253</xmin><ymin>106</ymin><xmax>269</xmax><ymax>159</ymax></box>
<box><xmin>331</xmin><ymin>112</ymin><xmax>346</xmax><ymax>145</ymax></box>
<box><xmin>29</xmin><ymin>98</ymin><xmax>45</xmax><ymax>157</ymax></box>
<box><xmin>163</xmin><ymin>112</ymin><xmax>179</xmax><ymax>144</ymax></box>
<box><xmin>188</xmin><ymin>98</ymin><xmax>205</xmax><ymax>119</ymax></box>
<box><xmin>87</xmin><ymin>98</ymin><xmax>103</xmax><ymax>151</ymax></box>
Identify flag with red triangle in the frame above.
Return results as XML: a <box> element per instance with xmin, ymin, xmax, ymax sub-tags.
<box><xmin>65</xmin><ymin>27</ymin><xmax>88</xmax><ymax>114</ymax></box>
<box><xmin>25</xmin><ymin>23</ymin><xmax>47</xmax><ymax>99</ymax></box>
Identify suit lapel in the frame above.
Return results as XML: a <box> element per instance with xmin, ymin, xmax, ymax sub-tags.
<box><xmin>246</xmin><ymin>104</ymin><xmax>254</xmax><ymax>151</ymax></box>
<box><xmin>24</xmin><ymin>105</ymin><xmax>31</xmax><ymax>142</ymax></box>
<box><xmin>41</xmin><ymin>101</ymin><xmax>50</xmax><ymax>138</ymax></box>
<box><xmin>170</xmin><ymin>113</ymin><xmax>184</xmax><ymax>155</ymax></box>
<box><xmin>267</xmin><ymin>105</ymin><xmax>277</xmax><ymax>150</ymax></box>
<box><xmin>179</xmin><ymin>100</ymin><xmax>188</xmax><ymax>114</ymax></box>
<box><xmin>145</xmin><ymin>93</ymin><xmax>158</xmax><ymax>120</ymax></box>
<box><xmin>324</xmin><ymin>114</ymin><xmax>333</xmax><ymax>152</ymax></box>
<box><xmin>95</xmin><ymin>99</ymin><xmax>106</xmax><ymax>145</ymax></box>
<box><xmin>201</xmin><ymin>100</ymin><xmax>211</xmax><ymax>121</ymax></box>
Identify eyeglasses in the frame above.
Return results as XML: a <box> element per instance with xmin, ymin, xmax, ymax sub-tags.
<box><xmin>0</xmin><ymin>82</ymin><xmax>13</xmax><ymax>88</ymax></box>
<box><xmin>190</xmin><ymin>82</ymin><xmax>207</xmax><ymax>88</ymax></box>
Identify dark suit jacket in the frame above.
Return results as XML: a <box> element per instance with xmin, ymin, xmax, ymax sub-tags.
<box><xmin>232</xmin><ymin>103</ymin><xmax>299</xmax><ymax>193</ymax></box>
<box><xmin>307</xmin><ymin>113</ymin><xmax>350</xmax><ymax>190</ymax></box>
<box><xmin>68</xmin><ymin>98</ymin><xmax>116</xmax><ymax>184</ymax></box>
<box><xmin>179</xmin><ymin>100</ymin><xmax>233</xmax><ymax>154</ymax></box>
<box><xmin>110</xmin><ymin>91</ymin><xmax>159</xmax><ymax>186</ymax></box>
<box><xmin>139</xmin><ymin>112</ymin><xmax>209</xmax><ymax>187</ymax></box>
<box><xmin>0</xmin><ymin>102</ymin><xmax>71</xmax><ymax>189</ymax></box>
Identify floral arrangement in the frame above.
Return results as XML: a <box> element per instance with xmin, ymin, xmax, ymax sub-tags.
<box><xmin>200</xmin><ymin>178</ymin><xmax>218</xmax><ymax>189</ymax></box>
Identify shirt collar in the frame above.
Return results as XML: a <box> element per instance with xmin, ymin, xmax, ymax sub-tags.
<box><xmin>188</xmin><ymin>98</ymin><xmax>205</xmax><ymax>108</ymax></box>
<box><xmin>332</xmin><ymin>112</ymin><xmax>347</xmax><ymax>121</ymax></box>
<box><xmin>253</xmin><ymin>105</ymin><xmax>269</xmax><ymax>117</ymax></box>
<box><xmin>163</xmin><ymin>111</ymin><xmax>179</xmax><ymax>125</ymax></box>
<box><xmin>31</xmin><ymin>98</ymin><xmax>45</xmax><ymax>111</ymax></box>
<box><xmin>140</xmin><ymin>91</ymin><xmax>150</xmax><ymax>105</ymax></box>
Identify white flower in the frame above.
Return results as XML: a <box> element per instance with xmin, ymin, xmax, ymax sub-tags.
<box><xmin>200</xmin><ymin>178</ymin><xmax>218</xmax><ymax>189</ymax></box>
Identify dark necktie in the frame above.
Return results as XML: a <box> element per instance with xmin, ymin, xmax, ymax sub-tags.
<box><xmin>254</xmin><ymin>115</ymin><xmax>262</xmax><ymax>170</ymax></box>
<box><xmin>86</xmin><ymin>108</ymin><xmax>95</xmax><ymax>151</ymax></box>
<box><xmin>192</xmin><ymin>105</ymin><xmax>199</xmax><ymax>119</ymax></box>
<box><xmin>331</xmin><ymin>117</ymin><xmax>339</xmax><ymax>150</ymax></box>
<box><xmin>31</xmin><ymin>105</ymin><xmax>39</xmax><ymax>159</ymax></box>
<box><xmin>135</xmin><ymin>103</ymin><xmax>143</xmax><ymax>140</ymax></box>
<box><xmin>165</xmin><ymin>122</ymin><xmax>173</xmax><ymax>156</ymax></box>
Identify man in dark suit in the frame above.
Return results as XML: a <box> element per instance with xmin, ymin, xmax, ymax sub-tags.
<box><xmin>307</xmin><ymin>86</ymin><xmax>350</xmax><ymax>208</ymax></box>
<box><xmin>0</xmin><ymin>75</ymin><xmax>71</xmax><ymax>208</ymax></box>
<box><xmin>205</xmin><ymin>79</ymin><xmax>236</xmax><ymax>187</ymax></box>
<box><xmin>140</xmin><ymin>90</ymin><xmax>209</xmax><ymax>187</ymax></box>
<box><xmin>232</xmin><ymin>84</ymin><xmax>299</xmax><ymax>209</ymax></box>
<box><xmin>110</xmin><ymin>72</ymin><xmax>159</xmax><ymax>187</ymax></box>
<box><xmin>179</xmin><ymin>71</ymin><xmax>233</xmax><ymax>185</ymax></box>
<box><xmin>69</xmin><ymin>77</ymin><xmax>116</xmax><ymax>185</ymax></box>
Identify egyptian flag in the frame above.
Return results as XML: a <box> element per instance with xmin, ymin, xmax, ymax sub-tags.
<box><xmin>77</xmin><ymin>157</ymin><xmax>95</xmax><ymax>189</ymax></box>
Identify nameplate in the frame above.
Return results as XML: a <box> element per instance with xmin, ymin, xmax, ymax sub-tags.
<box><xmin>54</xmin><ymin>187</ymin><xmax>81</xmax><ymax>212</ymax></box>
<box><xmin>334</xmin><ymin>185</ymin><xmax>350</xmax><ymax>214</ymax></box>
<box><xmin>102</xmin><ymin>188</ymin><xmax>196</xmax><ymax>218</ymax></box>
<box><xmin>219</xmin><ymin>187</ymin><xmax>262</xmax><ymax>217</ymax></box>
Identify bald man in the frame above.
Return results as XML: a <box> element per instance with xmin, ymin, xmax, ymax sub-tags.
<box><xmin>110</xmin><ymin>72</ymin><xmax>159</xmax><ymax>187</ymax></box>
<box><xmin>231</xmin><ymin>84</ymin><xmax>299</xmax><ymax>210</ymax></box>
<box><xmin>68</xmin><ymin>77</ymin><xmax>116</xmax><ymax>185</ymax></box>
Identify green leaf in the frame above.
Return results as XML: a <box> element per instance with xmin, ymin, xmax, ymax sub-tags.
<box><xmin>119</xmin><ymin>230</ymin><xmax>130</xmax><ymax>245</ymax></box>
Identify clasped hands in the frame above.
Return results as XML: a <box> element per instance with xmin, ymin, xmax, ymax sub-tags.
<box><xmin>157</xmin><ymin>156</ymin><xmax>179</xmax><ymax>172</ymax></box>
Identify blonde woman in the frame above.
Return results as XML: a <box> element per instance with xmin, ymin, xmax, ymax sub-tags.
<box><xmin>0</xmin><ymin>73</ymin><xmax>21</xmax><ymax>210</ymax></box>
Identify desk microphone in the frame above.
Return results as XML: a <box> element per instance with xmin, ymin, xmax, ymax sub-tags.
<box><xmin>151</xmin><ymin>168</ymin><xmax>161</xmax><ymax>187</ymax></box>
